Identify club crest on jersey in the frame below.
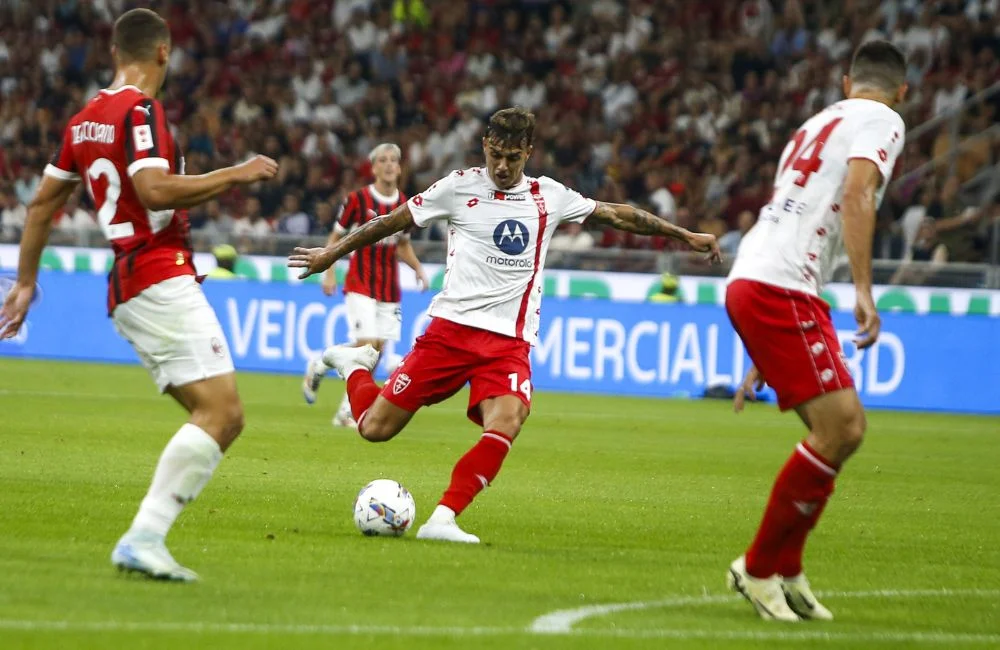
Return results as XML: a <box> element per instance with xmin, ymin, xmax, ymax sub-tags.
<box><xmin>493</xmin><ymin>220</ymin><xmax>530</xmax><ymax>255</ymax></box>
<box><xmin>393</xmin><ymin>373</ymin><xmax>411</xmax><ymax>395</ymax></box>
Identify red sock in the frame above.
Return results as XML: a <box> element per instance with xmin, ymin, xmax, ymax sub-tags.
<box><xmin>346</xmin><ymin>370</ymin><xmax>380</xmax><ymax>424</ymax></box>
<box><xmin>745</xmin><ymin>442</ymin><xmax>838</xmax><ymax>579</ymax></box>
<box><xmin>439</xmin><ymin>431</ymin><xmax>513</xmax><ymax>515</ymax></box>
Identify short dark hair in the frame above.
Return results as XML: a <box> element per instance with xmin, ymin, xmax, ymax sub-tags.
<box><xmin>112</xmin><ymin>9</ymin><xmax>170</xmax><ymax>63</ymax></box>
<box><xmin>849</xmin><ymin>40</ymin><xmax>907</xmax><ymax>94</ymax></box>
<box><xmin>485</xmin><ymin>108</ymin><xmax>536</xmax><ymax>149</ymax></box>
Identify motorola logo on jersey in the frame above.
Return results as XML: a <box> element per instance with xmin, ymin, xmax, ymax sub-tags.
<box><xmin>492</xmin><ymin>220</ymin><xmax>530</xmax><ymax>255</ymax></box>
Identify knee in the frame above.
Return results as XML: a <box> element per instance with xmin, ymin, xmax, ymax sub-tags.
<box><xmin>358</xmin><ymin>413</ymin><xmax>397</xmax><ymax>443</ymax></box>
<box><xmin>198</xmin><ymin>397</ymin><xmax>244</xmax><ymax>445</ymax></box>
<box><xmin>486</xmin><ymin>412</ymin><xmax>526</xmax><ymax>439</ymax></box>
<box><xmin>840</xmin><ymin>410</ymin><xmax>866</xmax><ymax>455</ymax></box>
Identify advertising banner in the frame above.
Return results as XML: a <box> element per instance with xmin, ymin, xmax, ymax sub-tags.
<box><xmin>2</xmin><ymin>271</ymin><xmax>997</xmax><ymax>415</ymax></box>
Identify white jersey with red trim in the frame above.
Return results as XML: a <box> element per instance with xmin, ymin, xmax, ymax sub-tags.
<box><xmin>728</xmin><ymin>98</ymin><xmax>905</xmax><ymax>296</ymax></box>
<box><xmin>408</xmin><ymin>168</ymin><xmax>595</xmax><ymax>343</ymax></box>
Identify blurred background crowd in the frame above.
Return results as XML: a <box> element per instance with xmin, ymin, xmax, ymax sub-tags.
<box><xmin>0</xmin><ymin>0</ymin><xmax>999</xmax><ymax>284</ymax></box>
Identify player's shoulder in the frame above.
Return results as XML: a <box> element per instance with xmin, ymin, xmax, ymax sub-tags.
<box><xmin>536</xmin><ymin>175</ymin><xmax>583</xmax><ymax>198</ymax></box>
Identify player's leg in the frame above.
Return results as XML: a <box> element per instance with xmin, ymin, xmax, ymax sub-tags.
<box><xmin>331</xmin><ymin>337</ymin><xmax>384</xmax><ymax>428</ymax></box>
<box><xmin>417</xmin><ymin>336</ymin><xmax>531</xmax><ymax>544</ymax></box>
<box><xmin>303</xmin><ymin>292</ymin><xmax>383</xmax><ymax>410</ymax></box>
<box><xmin>110</xmin><ymin>278</ymin><xmax>239</xmax><ymax>582</ymax></box>
<box><xmin>725</xmin><ymin>281</ymin><xmax>850</xmax><ymax>620</ymax></box>
<box><xmin>332</xmin><ymin>301</ymin><xmax>401</xmax><ymax>427</ymax></box>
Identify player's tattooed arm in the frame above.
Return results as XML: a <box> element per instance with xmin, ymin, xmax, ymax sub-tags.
<box><xmin>289</xmin><ymin>203</ymin><xmax>416</xmax><ymax>279</ymax></box>
<box><xmin>591</xmin><ymin>202</ymin><xmax>722</xmax><ymax>262</ymax></box>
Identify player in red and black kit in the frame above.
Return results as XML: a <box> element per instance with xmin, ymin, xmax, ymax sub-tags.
<box><xmin>303</xmin><ymin>143</ymin><xmax>428</xmax><ymax>428</ymax></box>
<box><xmin>0</xmin><ymin>9</ymin><xmax>277</xmax><ymax>581</ymax></box>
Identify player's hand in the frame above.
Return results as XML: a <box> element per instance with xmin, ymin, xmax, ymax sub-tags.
<box><xmin>416</xmin><ymin>269</ymin><xmax>430</xmax><ymax>292</ymax></box>
<box><xmin>853</xmin><ymin>291</ymin><xmax>881</xmax><ymax>350</ymax></box>
<box><xmin>321</xmin><ymin>270</ymin><xmax>337</xmax><ymax>297</ymax></box>
<box><xmin>289</xmin><ymin>247</ymin><xmax>338</xmax><ymax>279</ymax></box>
<box><xmin>733</xmin><ymin>365</ymin><xmax>765</xmax><ymax>413</ymax></box>
<box><xmin>0</xmin><ymin>281</ymin><xmax>34</xmax><ymax>339</ymax></box>
<box><xmin>686</xmin><ymin>231</ymin><xmax>723</xmax><ymax>264</ymax></box>
<box><xmin>232</xmin><ymin>155</ymin><xmax>278</xmax><ymax>184</ymax></box>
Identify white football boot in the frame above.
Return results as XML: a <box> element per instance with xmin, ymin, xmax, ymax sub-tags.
<box><xmin>416</xmin><ymin>507</ymin><xmax>480</xmax><ymax>544</ymax></box>
<box><xmin>332</xmin><ymin>410</ymin><xmax>358</xmax><ymax>429</ymax></box>
<box><xmin>727</xmin><ymin>556</ymin><xmax>800</xmax><ymax>622</ymax></box>
<box><xmin>302</xmin><ymin>357</ymin><xmax>328</xmax><ymax>405</ymax></box>
<box><xmin>782</xmin><ymin>574</ymin><xmax>834</xmax><ymax>620</ymax></box>
<box><xmin>322</xmin><ymin>344</ymin><xmax>380</xmax><ymax>379</ymax></box>
<box><xmin>111</xmin><ymin>532</ymin><xmax>198</xmax><ymax>582</ymax></box>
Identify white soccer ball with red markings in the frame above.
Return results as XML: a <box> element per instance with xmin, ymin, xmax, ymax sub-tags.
<box><xmin>353</xmin><ymin>479</ymin><xmax>416</xmax><ymax>537</ymax></box>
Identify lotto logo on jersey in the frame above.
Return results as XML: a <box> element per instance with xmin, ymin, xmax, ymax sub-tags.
<box><xmin>493</xmin><ymin>220</ymin><xmax>530</xmax><ymax>255</ymax></box>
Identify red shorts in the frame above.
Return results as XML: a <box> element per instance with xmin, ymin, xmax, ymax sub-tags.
<box><xmin>726</xmin><ymin>279</ymin><xmax>854</xmax><ymax>411</ymax></box>
<box><xmin>381</xmin><ymin>318</ymin><xmax>532</xmax><ymax>425</ymax></box>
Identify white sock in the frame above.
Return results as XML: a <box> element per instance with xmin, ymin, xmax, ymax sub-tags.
<box><xmin>129</xmin><ymin>423</ymin><xmax>223</xmax><ymax>539</ymax></box>
<box><xmin>337</xmin><ymin>392</ymin><xmax>352</xmax><ymax>418</ymax></box>
<box><xmin>429</xmin><ymin>505</ymin><xmax>456</xmax><ymax>524</ymax></box>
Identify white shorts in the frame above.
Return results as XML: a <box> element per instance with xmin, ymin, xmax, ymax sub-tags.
<box><xmin>112</xmin><ymin>276</ymin><xmax>235</xmax><ymax>392</ymax></box>
<box><xmin>345</xmin><ymin>291</ymin><xmax>402</xmax><ymax>342</ymax></box>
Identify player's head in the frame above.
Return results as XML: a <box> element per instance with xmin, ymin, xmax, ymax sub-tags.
<box><xmin>111</xmin><ymin>9</ymin><xmax>171</xmax><ymax>86</ymax></box>
<box><xmin>844</xmin><ymin>40</ymin><xmax>907</xmax><ymax>106</ymax></box>
<box><xmin>483</xmin><ymin>107</ymin><xmax>535</xmax><ymax>190</ymax></box>
<box><xmin>369</xmin><ymin>143</ymin><xmax>402</xmax><ymax>186</ymax></box>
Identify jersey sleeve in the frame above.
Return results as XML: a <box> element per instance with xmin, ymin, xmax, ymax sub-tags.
<box><xmin>124</xmin><ymin>98</ymin><xmax>172</xmax><ymax>178</ymax></box>
<box><xmin>847</xmin><ymin>114</ymin><xmax>905</xmax><ymax>185</ymax></box>
<box><xmin>335</xmin><ymin>192</ymin><xmax>359</xmax><ymax>234</ymax></box>
<box><xmin>555</xmin><ymin>182</ymin><xmax>597</xmax><ymax>224</ymax></box>
<box><xmin>43</xmin><ymin>126</ymin><xmax>80</xmax><ymax>182</ymax></box>
<box><xmin>408</xmin><ymin>172</ymin><xmax>457</xmax><ymax>227</ymax></box>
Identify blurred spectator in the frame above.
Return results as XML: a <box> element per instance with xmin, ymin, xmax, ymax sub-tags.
<box><xmin>54</xmin><ymin>191</ymin><xmax>96</xmax><ymax>236</ymax></box>
<box><xmin>0</xmin><ymin>0</ymin><xmax>994</xmax><ymax>277</ymax></box>
<box><xmin>232</xmin><ymin>196</ymin><xmax>272</xmax><ymax>239</ymax></box>
<box><xmin>207</xmin><ymin>244</ymin><xmax>239</xmax><ymax>280</ymax></box>
<box><xmin>1</xmin><ymin>189</ymin><xmax>26</xmax><ymax>241</ymax></box>
<box><xmin>550</xmin><ymin>222</ymin><xmax>596</xmax><ymax>253</ymax></box>
<box><xmin>276</xmin><ymin>194</ymin><xmax>311</xmax><ymax>236</ymax></box>
<box><xmin>648</xmin><ymin>272</ymin><xmax>681</xmax><ymax>304</ymax></box>
<box><xmin>719</xmin><ymin>210</ymin><xmax>757</xmax><ymax>256</ymax></box>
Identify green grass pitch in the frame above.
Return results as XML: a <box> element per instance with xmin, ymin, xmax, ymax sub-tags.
<box><xmin>0</xmin><ymin>357</ymin><xmax>997</xmax><ymax>649</ymax></box>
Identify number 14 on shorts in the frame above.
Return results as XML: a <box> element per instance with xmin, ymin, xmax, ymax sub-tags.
<box><xmin>508</xmin><ymin>373</ymin><xmax>531</xmax><ymax>400</ymax></box>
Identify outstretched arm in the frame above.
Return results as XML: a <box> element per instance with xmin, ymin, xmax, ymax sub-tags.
<box><xmin>289</xmin><ymin>203</ymin><xmax>415</xmax><ymax>279</ymax></box>
<box><xmin>0</xmin><ymin>175</ymin><xmax>77</xmax><ymax>338</ymax></box>
<box><xmin>591</xmin><ymin>201</ymin><xmax>722</xmax><ymax>262</ymax></box>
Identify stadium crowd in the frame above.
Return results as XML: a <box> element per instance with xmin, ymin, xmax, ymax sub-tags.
<box><xmin>0</xmin><ymin>0</ymin><xmax>998</xmax><ymax>277</ymax></box>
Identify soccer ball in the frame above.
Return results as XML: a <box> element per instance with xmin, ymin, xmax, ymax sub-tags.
<box><xmin>353</xmin><ymin>479</ymin><xmax>416</xmax><ymax>537</ymax></box>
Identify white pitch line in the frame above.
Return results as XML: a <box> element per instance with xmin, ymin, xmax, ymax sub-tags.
<box><xmin>529</xmin><ymin>588</ymin><xmax>1000</xmax><ymax>633</ymax></box>
<box><xmin>1</xmin><ymin>618</ymin><xmax>999</xmax><ymax>645</ymax></box>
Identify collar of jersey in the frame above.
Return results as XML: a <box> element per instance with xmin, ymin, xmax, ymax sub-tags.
<box><xmin>368</xmin><ymin>184</ymin><xmax>399</xmax><ymax>204</ymax></box>
<box><xmin>483</xmin><ymin>172</ymin><xmax>531</xmax><ymax>194</ymax></box>
<box><xmin>100</xmin><ymin>84</ymin><xmax>142</xmax><ymax>95</ymax></box>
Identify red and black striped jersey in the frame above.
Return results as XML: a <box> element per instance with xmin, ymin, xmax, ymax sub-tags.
<box><xmin>45</xmin><ymin>85</ymin><xmax>194</xmax><ymax>315</ymax></box>
<box><xmin>336</xmin><ymin>184</ymin><xmax>408</xmax><ymax>303</ymax></box>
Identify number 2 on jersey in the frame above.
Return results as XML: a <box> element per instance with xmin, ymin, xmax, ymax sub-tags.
<box><xmin>87</xmin><ymin>158</ymin><xmax>134</xmax><ymax>240</ymax></box>
<box><xmin>780</xmin><ymin>118</ymin><xmax>843</xmax><ymax>188</ymax></box>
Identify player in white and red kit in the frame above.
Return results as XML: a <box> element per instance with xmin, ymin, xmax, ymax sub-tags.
<box><xmin>723</xmin><ymin>41</ymin><xmax>908</xmax><ymax>621</ymax></box>
<box><xmin>303</xmin><ymin>143</ymin><xmax>429</xmax><ymax>428</ymax></box>
<box><xmin>290</xmin><ymin>108</ymin><xmax>721</xmax><ymax>543</ymax></box>
<box><xmin>0</xmin><ymin>9</ymin><xmax>277</xmax><ymax>581</ymax></box>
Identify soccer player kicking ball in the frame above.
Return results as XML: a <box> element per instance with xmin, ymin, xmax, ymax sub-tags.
<box><xmin>304</xmin><ymin>142</ymin><xmax>429</xmax><ymax>428</ymax></box>
<box><xmin>291</xmin><ymin>108</ymin><xmax>722</xmax><ymax>543</ymax></box>
<box><xmin>725</xmin><ymin>41</ymin><xmax>908</xmax><ymax>621</ymax></box>
<box><xmin>0</xmin><ymin>9</ymin><xmax>278</xmax><ymax>581</ymax></box>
